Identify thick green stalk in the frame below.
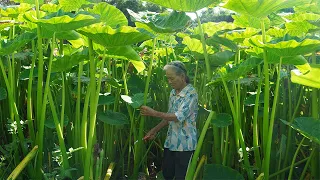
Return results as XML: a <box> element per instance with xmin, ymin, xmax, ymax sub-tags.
<box><xmin>27</xmin><ymin>40</ymin><xmax>36</xmax><ymax>146</ymax></box>
<box><xmin>47</xmin><ymin>91</ymin><xmax>70</xmax><ymax>175</ymax></box>
<box><xmin>261</xmin><ymin>20</ymin><xmax>269</xmax><ymax>153</ymax></box>
<box><xmin>253</xmin><ymin>65</ymin><xmax>262</xmax><ymax>171</ymax></box>
<box><xmin>133</xmin><ymin>38</ymin><xmax>157</xmax><ymax>178</ymax></box>
<box><xmin>288</xmin><ymin>137</ymin><xmax>305</xmax><ymax>179</ymax></box>
<box><xmin>84</xmin><ymin>45</ymin><xmax>106</xmax><ymax>180</ymax></box>
<box><xmin>75</xmin><ymin>62</ymin><xmax>83</xmax><ymax>163</ymax></box>
<box><xmin>311</xmin><ymin>51</ymin><xmax>319</xmax><ymax>179</ymax></box>
<box><xmin>264</xmin><ymin>58</ymin><xmax>282</xmax><ymax>179</ymax></box>
<box><xmin>36</xmin><ymin>33</ymin><xmax>56</xmax><ymax>178</ymax></box>
<box><xmin>193</xmin><ymin>155</ymin><xmax>207</xmax><ymax>180</ymax></box>
<box><xmin>195</xmin><ymin>12</ymin><xmax>211</xmax><ymax>80</ymax></box>
<box><xmin>60</xmin><ymin>72</ymin><xmax>65</xmax><ymax>133</ymax></box>
<box><xmin>222</xmin><ymin>127</ymin><xmax>229</xmax><ymax>166</ymax></box>
<box><xmin>35</xmin><ymin>0</ymin><xmax>44</xmax><ymax>124</ymax></box>
<box><xmin>186</xmin><ymin>111</ymin><xmax>215</xmax><ymax>180</ymax></box>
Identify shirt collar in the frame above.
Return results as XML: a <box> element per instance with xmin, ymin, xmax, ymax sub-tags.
<box><xmin>173</xmin><ymin>84</ymin><xmax>191</xmax><ymax>97</ymax></box>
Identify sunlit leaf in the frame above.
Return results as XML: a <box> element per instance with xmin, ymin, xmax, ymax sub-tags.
<box><xmin>23</xmin><ymin>10</ymin><xmax>99</xmax><ymax>32</ymax></box>
<box><xmin>77</xmin><ymin>23</ymin><xmax>154</xmax><ymax>47</ymax></box>
<box><xmin>194</xmin><ymin>21</ymin><xmax>237</xmax><ymax>37</ymax></box>
<box><xmin>121</xmin><ymin>93</ymin><xmax>151</xmax><ymax>108</ymax></box>
<box><xmin>88</xmin><ymin>2</ymin><xmax>128</xmax><ymax>28</ymax></box>
<box><xmin>291</xmin><ymin>64</ymin><xmax>320</xmax><ymax>88</ymax></box>
<box><xmin>98</xmin><ymin>94</ymin><xmax>115</xmax><ymax>105</ymax></box>
<box><xmin>97</xmin><ymin>110</ymin><xmax>129</xmax><ymax>125</ymax></box>
<box><xmin>0</xmin><ymin>20</ymin><xmax>14</xmax><ymax>31</ymax></box>
<box><xmin>266</xmin><ymin>27</ymin><xmax>287</xmax><ymax>38</ymax></box>
<box><xmin>0</xmin><ymin>32</ymin><xmax>36</xmax><ymax>55</ymax></box>
<box><xmin>206</xmin><ymin>35</ymin><xmax>238</xmax><ymax>50</ymax></box>
<box><xmin>232</xmin><ymin>14</ymin><xmax>270</xmax><ymax>29</ymax></box>
<box><xmin>0</xmin><ymin>3</ymin><xmax>33</xmax><ymax>18</ymax></box>
<box><xmin>58</xmin><ymin>0</ymin><xmax>88</xmax><ymax>12</ymax></box>
<box><xmin>95</xmin><ymin>45</ymin><xmax>141</xmax><ymax>61</ymax></box>
<box><xmin>40</xmin><ymin>3</ymin><xmax>60</xmax><ymax>13</ymax></box>
<box><xmin>224</xmin><ymin>28</ymin><xmax>260</xmax><ymax>43</ymax></box>
<box><xmin>211</xmin><ymin>113</ymin><xmax>232</xmax><ymax>127</ymax></box>
<box><xmin>208</xmin><ymin>51</ymin><xmax>235</xmax><ymax>67</ymax></box>
<box><xmin>52</xmin><ymin>50</ymin><xmax>88</xmax><ymax>72</ymax></box>
<box><xmin>128</xmin><ymin>9</ymin><xmax>191</xmax><ymax>33</ymax></box>
<box><xmin>224</xmin><ymin>0</ymin><xmax>310</xmax><ymax>18</ymax></box>
<box><xmin>143</xmin><ymin>0</ymin><xmax>220</xmax><ymax>12</ymax></box>
<box><xmin>294</xmin><ymin>0</ymin><xmax>320</xmax><ymax>14</ymax></box>
<box><xmin>182</xmin><ymin>36</ymin><xmax>214</xmax><ymax>58</ymax></box>
<box><xmin>130</xmin><ymin>60</ymin><xmax>146</xmax><ymax>73</ymax></box>
<box><xmin>281</xmin><ymin>117</ymin><xmax>320</xmax><ymax>144</ymax></box>
<box><xmin>244</xmin><ymin>93</ymin><xmax>264</xmax><ymax>106</ymax></box>
<box><xmin>203</xmin><ymin>164</ymin><xmax>244</xmax><ymax>180</ymax></box>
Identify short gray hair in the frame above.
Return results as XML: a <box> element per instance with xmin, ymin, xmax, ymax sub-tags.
<box><xmin>163</xmin><ymin>61</ymin><xmax>190</xmax><ymax>83</ymax></box>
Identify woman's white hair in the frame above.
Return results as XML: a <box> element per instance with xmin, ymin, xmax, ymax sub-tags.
<box><xmin>163</xmin><ymin>61</ymin><xmax>190</xmax><ymax>83</ymax></box>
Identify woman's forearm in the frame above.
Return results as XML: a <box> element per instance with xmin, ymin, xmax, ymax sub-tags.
<box><xmin>152</xmin><ymin>120</ymin><xmax>169</xmax><ymax>133</ymax></box>
<box><xmin>154</xmin><ymin>111</ymin><xmax>178</xmax><ymax>122</ymax></box>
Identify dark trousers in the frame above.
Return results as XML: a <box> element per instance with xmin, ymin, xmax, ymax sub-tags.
<box><xmin>162</xmin><ymin>148</ymin><xmax>194</xmax><ymax>180</ymax></box>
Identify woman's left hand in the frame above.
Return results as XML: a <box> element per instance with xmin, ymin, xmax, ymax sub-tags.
<box><xmin>140</xmin><ymin>106</ymin><xmax>157</xmax><ymax>117</ymax></box>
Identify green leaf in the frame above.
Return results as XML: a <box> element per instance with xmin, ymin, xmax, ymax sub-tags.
<box><xmin>285</xmin><ymin>21</ymin><xmax>318</xmax><ymax>37</ymax></box>
<box><xmin>95</xmin><ymin>45</ymin><xmax>141</xmax><ymax>61</ymax></box>
<box><xmin>43</xmin><ymin>30</ymin><xmax>82</xmax><ymax>40</ymax></box>
<box><xmin>194</xmin><ymin>22</ymin><xmax>237</xmax><ymax>37</ymax></box>
<box><xmin>182</xmin><ymin>36</ymin><xmax>214</xmax><ymax>58</ymax></box>
<box><xmin>244</xmin><ymin>93</ymin><xmax>264</xmax><ymax>106</ymax></box>
<box><xmin>20</xmin><ymin>67</ymin><xmax>38</xmax><ymax>80</ymax></box>
<box><xmin>291</xmin><ymin>64</ymin><xmax>320</xmax><ymax>88</ymax></box>
<box><xmin>249</xmin><ymin>38</ymin><xmax>320</xmax><ymax>57</ymax></box>
<box><xmin>224</xmin><ymin>0</ymin><xmax>310</xmax><ymax>18</ymax></box>
<box><xmin>281</xmin><ymin>117</ymin><xmax>320</xmax><ymax>144</ymax></box>
<box><xmin>224</xmin><ymin>28</ymin><xmax>260</xmax><ymax>43</ymax></box>
<box><xmin>52</xmin><ymin>51</ymin><xmax>88</xmax><ymax>72</ymax></box>
<box><xmin>266</xmin><ymin>27</ymin><xmax>287</xmax><ymax>38</ymax></box>
<box><xmin>40</xmin><ymin>3</ymin><xmax>60</xmax><ymax>13</ymax></box>
<box><xmin>23</xmin><ymin>10</ymin><xmax>99</xmax><ymax>32</ymax></box>
<box><xmin>98</xmin><ymin>94</ymin><xmax>115</xmax><ymax>105</ymax></box>
<box><xmin>203</xmin><ymin>164</ymin><xmax>245</xmax><ymax>180</ymax></box>
<box><xmin>232</xmin><ymin>14</ymin><xmax>270</xmax><ymax>29</ymax></box>
<box><xmin>0</xmin><ymin>87</ymin><xmax>7</xmax><ymax>101</ymax></box>
<box><xmin>0</xmin><ymin>20</ymin><xmax>14</xmax><ymax>31</ymax></box>
<box><xmin>206</xmin><ymin>35</ymin><xmax>238</xmax><ymax>51</ymax></box>
<box><xmin>0</xmin><ymin>3</ymin><xmax>33</xmax><ymax>18</ymax></box>
<box><xmin>130</xmin><ymin>60</ymin><xmax>146</xmax><ymax>73</ymax></box>
<box><xmin>128</xmin><ymin>9</ymin><xmax>191</xmax><ymax>33</ymax></box>
<box><xmin>208</xmin><ymin>51</ymin><xmax>235</xmax><ymax>67</ymax></box>
<box><xmin>77</xmin><ymin>23</ymin><xmax>154</xmax><ymax>47</ymax></box>
<box><xmin>10</xmin><ymin>0</ymin><xmax>44</xmax><ymax>5</ymax></box>
<box><xmin>58</xmin><ymin>0</ymin><xmax>88</xmax><ymax>12</ymax></box>
<box><xmin>121</xmin><ymin>93</ymin><xmax>151</xmax><ymax>108</ymax></box>
<box><xmin>88</xmin><ymin>2</ymin><xmax>128</xmax><ymax>28</ymax></box>
<box><xmin>143</xmin><ymin>0</ymin><xmax>219</xmax><ymax>12</ymax></box>
<box><xmin>45</xmin><ymin>115</ymin><xmax>69</xmax><ymax>129</ymax></box>
<box><xmin>97</xmin><ymin>110</ymin><xmax>129</xmax><ymax>125</ymax></box>
<box><xmin>294</xmin><ymin>1</ymin><xmax>320</xmax><ymax>14</ymax></box>
<box><xmin>0</xmin><ymin>32</ymin><xmax>36</xmax><ymax>55</ymax></box>
<box><xmin>211</xmin><ymin>113</ymin><xmax>232</xmax><ymax>127</ymax></box>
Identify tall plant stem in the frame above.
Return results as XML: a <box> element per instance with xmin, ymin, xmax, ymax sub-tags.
<box><xmin>264</xmin><ymin>58</ymin><xmax>282</xmax><ymax>179</ymax></box>
<box><xmin>27</xmin><ymin>40</ymin><xmax>36</xmax><ymax>146</ymax></box>
<box><xmin>35</xmin><ymin>0</ymin><xmax>44</xmax><ymax>124</ymax></box>
<box><xmin>299</xmin><ymin>147</ymin><xmax>316</xmax><ymax>180</ymax></box>
<box><xmin>84</xmin><ymin>44</ymin><xmax>106</xmax><ymax>180</ymax></box>
<box><xmin>60</xmin><ymin>72</ymin><xmax>65</xmax><ymax>133</ymax></box>
<box><xmin>195</xmin><ymin>12</ymin><xmax>211</xmax><ymax>81</ymax></box>
<box><xmin>270</xmin><ymin>157</ymin><xmax>309</xmax><ymax>178</ymax></box>
<box><xmin>186</xmin><ymin>111</ymin><xmax>215</xmax><ymax>180</ymax></box>
<box><xmin>261</xmin><ymin>20</ymin><xmax>269</xmax><ymax>153</ymax></box>
<box><xmin>253</xmin><ymin>65</ymin><xmax>262</xmax><ymax>171</ymax></box>
<box><xmin>221</xmin><ymin>75</ymin><xmax>254</xmax><ymax>180</ymax></box>
<box><xmin>133</xmin><ymin>37</ymin><xmax>157</xmax><ymax>178</ymax></box>
<box><xmin>75</xmin><ymin>62</ymin><xmax>83</xmax><ymax>163</ymax></box>
<box><xmin>36</xmin><ymin>33</ymin><xmax>56</xmax><ymax>178</ymax></box>
<box><xmin>288</xmin><ymin>137</ymin><xmax>305</xmax><ymax>179</ymax></box>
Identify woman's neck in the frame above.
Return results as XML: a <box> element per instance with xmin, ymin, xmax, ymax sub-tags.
<box><xmin>175</xmin><ymin>83</ymin><xmax>188</xmax><ymax>94</ymax></box>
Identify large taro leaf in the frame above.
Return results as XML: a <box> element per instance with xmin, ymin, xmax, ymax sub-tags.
<box><xmin>224</xmin><ymin>0</ymin><xmax>310</xmax><ymax>18</ymax></box>
<box><xmin>143</xmin><ymin>0</ymin><xmax>219</xmax><ymax>12</ymax></box>
<box><xmin>77</xmin><ymin>23</ymin><xmax>154</xmax><ymax>47</ymax></box>
<box><xmin>249</xmin><ymin>38</ymin><xmax>320</xmax><ymax>57</ymax></box>
<box><xmin>294</xmin><ymin>0</ymin><xmax>320</xmax><ymax>14</ymax></box>
<box><xmin>281</xmin><ymin>117</ymin><xmax>320</xmax><ymax>144</ymax></box>
<box><xmin>11</xmin><ymin>0</ymin><xmax>44</xmax><ymax>5</ymax></box>
<box><xmin>88</xmin><ymin>2</ymin><xmax>127</xmax><ymax>28</ymax></box>
<box><xmin>94</xmin><ymin>44</ymin><xmax>141</xmax><ymax>61</ymax></box>
<box><xmin>208</xmin><ymin>51</ymin><xmax>235</xmax><ymax>67</ymax></box>
<box><xmin>0</xmin><ymin>32</ymin><xmax>36</xmax><ymax>55</ymax></box>
<box><xmin>98</xmin><ymin>94</ymin><xmax>115</xmax><ymax>105</ymax></box>
<box><xmin>42</xmin><ymin>30</ymin><xmax>81</xmax><ymax>40</ymax></box>
<box><xmin>0</xmin><ymin>3</ymin><xmax>33</xmax><ymax>18</ymax></box>
<box><xmin>0</xmin><ymin>87</ymin><xmax>7</xmax><ymax>101</ymax></box>
<box><xmin>45</xmin><ymin>115</ymin><xmax>69</xmax><ymax>129</ymax></box>
<box><xmin>211</xmin><ymin>113</ymin><xmax>232</xmax><ymax>127</ymax></box>
<box><xmin>224</xmin><ymin>28</ymin><xmax>260</xmax><ymax>44</ymax></box>
<box><xmin>215</xmin><ymin>57</ymin><xmax>263</xmax><ymax>82</ymax></box>
<box><xmin>203</xmin><ymin>164</ymin><xmax>245</xmax><ymax>180</ymax></box>
<box><xmin>58</xmin><ymin>0</ymin><xmax>88</xmax><ymax>12</ymax></box>
<box><xmin>23</xmin><ymin>10</ymin><xmax>99</xmax><ymax>32</ymax></box>
<box><xmin>52</xmin><ymin>51</ymin><xmax>88</xmax><ymax>72</ymax></box>
<box><xmin>232</xmin><ymin>14</ymin><xmax>270</xmax><ymax>29</ymax></box>
<box><xmin>97</xmin><ymin>110</ymin><xmax>129</xmax><ymax>125</ymax></box>
<box><xmin>182</xmin><ymin>36</ymin><xmax>214</xmax><ymax>59</ymax></box>
<box><xmin>206</xmin><ymin>35</ymin><xmax>238</xmax><ymax>51</ymax></box>
<box><xmin>128</xmin><ymin>9</ymin><xmax>191</xmax><ymax>33</ymax></box>
<box><xmin>40</xmin><ymin>3</ymin><xmax>60</xmax><ymax>13</ymax></box>
<box><xmin>194</xmin><ymin>22</ymin><xmax>237</xmax><ymax>37</ymax></box>
<box><xmin>291</xmin><ymin>64</ymin><xmax>320</xmax><ymax>88</ymax></box>
<box><xmin>244</xmin><ymin>93</ymin><xmax>264</xmax><ymax>106</ymax></box>
<box><xmin>0</xmin><ymin>20</ymin><xmax>15</xmax><ymax>31</ymax></box>
<box><xmin>130</xmin><ymin>60</ymin><xmax>146</xmax><ymax>73</ymax></box>
<box><xmin>121</xmin><ymin>93</ymin><xmax>151</xmax><ymax>109</ymax></box>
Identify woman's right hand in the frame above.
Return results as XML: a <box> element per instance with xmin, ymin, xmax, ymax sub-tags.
<box><xmin>143</xmin><ymin>129</ymin><xmax>157</xmax><ymax>141</ymax></box>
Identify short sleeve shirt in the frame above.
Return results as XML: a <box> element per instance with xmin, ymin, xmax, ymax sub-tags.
<box><xmin>164</xmin><ymin>84</ymin><xmax>198</xmax><ymax>151</ymax></box>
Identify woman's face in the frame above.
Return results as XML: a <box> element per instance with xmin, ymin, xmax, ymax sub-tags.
<box><xmin>165</xmin><ymin>67</ymin><xmax>185</xmax><ymax>90</ymax></box>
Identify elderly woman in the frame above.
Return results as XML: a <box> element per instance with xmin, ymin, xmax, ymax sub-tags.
<box><xmin>140</xmin><ymin>61</ymin><xmax>198</xmax><ymax>180</ymax></box>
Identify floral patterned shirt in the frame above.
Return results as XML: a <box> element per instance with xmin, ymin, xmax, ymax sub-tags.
<box><xmin>164</xmin><ymin>84</ymin><xmax>198</xmax><ymax>151</ymax></box>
